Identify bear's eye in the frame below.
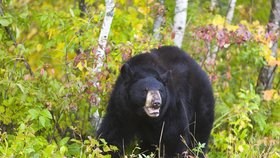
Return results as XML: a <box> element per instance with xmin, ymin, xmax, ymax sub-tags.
<box><xmin>143</xmin><ymin>88</ymin><xmax>148</xmax><ymax>93</ymax></box>
<box><xmin>143</xmin><ymin>88</ymin><xmax>149</xmax><ymax>93</ymax></box>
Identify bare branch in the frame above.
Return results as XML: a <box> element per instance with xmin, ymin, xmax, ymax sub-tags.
<box><xmin>0</xmin><ymin>2</ymin><xmax>34</xmax><ymax>76</ymax></box>
<box><xmin>79</xmin><ymin>0</ymin><xmax>86</xmax><ymax>17</ymax></box>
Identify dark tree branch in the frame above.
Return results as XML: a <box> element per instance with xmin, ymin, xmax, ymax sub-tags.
<box><xmin>0</xmin><ymin>2</ymin><xmax>34</xmax><ymax>77</ymax></box>
<box><xmin>79</xmin><ymin>0</ymin><xmax>86</xmax><ymax>18</ymax></box>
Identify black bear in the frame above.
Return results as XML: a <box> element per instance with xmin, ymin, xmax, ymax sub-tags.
<box><xmin>96</xmin><ymin>46</ymin><xmax>214</xmax><ymax>157</ymax></box>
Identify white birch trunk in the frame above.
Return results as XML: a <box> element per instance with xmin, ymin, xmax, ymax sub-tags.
<box><xmin>153</xmin><ymin>0</ymin><xmax>165</xmax><ymax>40</ymax></box>
<box><xmin>173</xmin><ymin>0</ymin><xmax>188</xmax><ymax>48</ymax></box>
<box><xmin>92</xmin><ymin>0</ymin><xmax>115</xmax><ymax>128</ymax></box>
<box><xmin>205</xmin><ymin>0</ymin><xmax>235</xmax><ymax>66</ymax></box>
<box><xmin>226</xmin><ymin>0</ymin><xmax>236</xmax><ymax>24</ymax></box>
<box><xmin>94</xmin><ymin>0</ymin><xmax>115</xmax><ymax>73</ymax></box>
<box><xmin>257</xmin><ymin>0</ymin><xmax>280</xmax><ymax>92</ymax></box>
<box><xmin>205</xmin><ymin>44</ymin><xmax>218</xmax><ymax>66</ymax></box>
<box><xmin>210</xmin><ymin>0</ymin><xmax>218</xmax><ymax>11</ymax></box>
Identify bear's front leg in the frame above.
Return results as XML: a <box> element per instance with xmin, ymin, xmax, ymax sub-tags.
<box><xmin>96</xmin><ymin>114</ymin><xmax>134</xmax><ymax>158</ymax></box>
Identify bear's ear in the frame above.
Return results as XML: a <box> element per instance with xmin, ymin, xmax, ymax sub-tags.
<box><xmin>120</xmin><ymin>63</ymin><xmax>133</xmax><ymax>81</ymax></box>
<box><xmin>159</xmin><ymin>70</ymin><xmax>172</xmax><ymax>84</ymax></box>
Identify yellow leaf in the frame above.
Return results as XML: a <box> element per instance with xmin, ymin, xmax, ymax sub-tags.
<box><xmin>211</xmin><ymin>15</ymin><xmax>225</xmax><ymax>29</ymax></box>
<box><xmin>238</xmin><ymin>145</ymin><xmax>244</xmax><ymax>152</ymax></box>
<box><xmin>225</xmin><ymin>24</ymin><xmax>239</xmax><ymax>31</ymax></box>
<box><xmin>36</xmin><ymin>44</ymin><xmax>43</xmax><ymax>52</ymax></box>
<box><xmin>98</xmin><ymin>4</ymin><xmax>105</xmax><ymax>10</ymax></box>
<box><xmin>56</xmin><ymin>42</ymin><xmax>65</xmax><ymax>51</ymax></box>
<box><xmin>76</xmin><ymin>60</ymin><xmax>87</xmax><ymax>71</ymax></box>
<box><xmin>265</xmin><ymin>55</ymin><xmax>276</xmax><ymax>64</ymax></box>
<box><xmin>268</xmin><ymin>59</ymin><xmax>280</xmax><ymax>66</ymax></box>
<box><xmin>76</xmin><ymin>62</ymin><xmax>83</xmax><ymax>71</ymax></box>
<box><xmin>252</xmin><ymin>20</ymin><xmax>260</xmax><ymax>26</ymax></box>
<box><xmin>240</xmin><ymin>20</ymin><xmax>250</xmax><ymax>28</ymax></box>
<box><xmin>138</xmin><ymin>6</ymin><xmax>150</xmax><ymax>15</ymax></box>
<box><xmin>27</xmin><ymin>28</ymin><xmax>38</xmax><ymax>39</ymax></box>
<box><xmin>47</xmin><ymin>28</ymin><xmax>57</xmax><ymax>39</ymax></box>
<box><xmin>263</xmin><ymin>90</ymin><xmax>277</xmax><ymax>101</ymax></box>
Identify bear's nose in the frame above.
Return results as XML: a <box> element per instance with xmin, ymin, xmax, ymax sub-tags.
<box><xmin>152</xmin><ymin>100</ymin><xmax>161</xmax><ymax>109</ymax></box>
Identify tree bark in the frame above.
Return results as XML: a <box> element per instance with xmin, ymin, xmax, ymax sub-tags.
<box><xmin>153</xmin><ymin>0</ymin><xmax>165</xmax><ymax>40</ymax></box>
<box><xmin>256</xmin><ymin>0</ymin><xmax>280</xmax><ymax>92</ymax></box>
<box><xmin>94</xmin><ymin>0</ymin><xmax>114</xmax><ymax>73</ymax></box>
<box><xmin>92</xmin><ymin>0</ymin><xmax>115</xmax><ymax>128</ymax></box>
<box><xmin>173</xmin><ymin>0</ymin><xmax>188</xmax><ymax>48</ymax></box>
<box><xmin>210</xmin><ymin>0</ymin><xmax>218</xmax><ymax>11</ymax></box>
<box><xmin>226</xmin><ymin>0</ymin><xmax>237</xmax><ymax>24</ymax></box>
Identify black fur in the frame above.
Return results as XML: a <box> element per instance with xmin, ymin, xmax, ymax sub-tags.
<box><xmin>96</xmin><ymin>46</ymin><xmax>215</xmax><ymax>157</ymax></box>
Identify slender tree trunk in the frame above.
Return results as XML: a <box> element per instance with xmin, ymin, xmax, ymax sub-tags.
<box><xmin>153</xmin><ymin>0</ymin><xmax>165</xmax><ymax>40</ymax></box>
<box><xmin>210</xmin><ymin>0</ymin><xmax>218</xmax><ymax>11</ymax></box>
<box><xmin>92</xmin><ymin>0</ymin><xmax>115</xmax><ymax>128</ymax></box>
<box><xmin>256</xmin><ymin>0</ymin><xmax>280</xmax><ymax>92</ymax></box>
<box><xmin>94</xmin><ymin>0</ymin><xmax>114</xmax><ymax>73</ymax></box>
<box><xmin>205</xmin><ymin>0</ymin><xmax>237</xmax><ymax>67</ymax></box>
<box><xmin>173</xmin><ymin>0</ymin><xmax>188</xmax><ymax>48</ymax></box>
<box><xmin>226</xmin><ymin>0</ymin><xmax>237</xmax><ymax>24</ymax></box>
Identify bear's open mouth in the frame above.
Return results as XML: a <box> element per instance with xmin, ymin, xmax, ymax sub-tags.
<box><xmin>144</xmin><ymin>90</ymin><xmax>162</xmax><ymax>118</ymax></box>
<box><xmin>144</xmin><ymin>106</ymin><xmax>160</xmax><ymax>117</ymax></box>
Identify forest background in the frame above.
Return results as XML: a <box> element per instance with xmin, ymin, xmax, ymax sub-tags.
<box><xmin>0</xmin><ymin>0</ymin><xmax>279</xmax><ymax>157</ymax></box>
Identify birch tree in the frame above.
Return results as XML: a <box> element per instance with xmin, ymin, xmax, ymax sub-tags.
<box><xmin>205</xmin><ymin>0</ymin><xmax>236</xmax><ymax>66</ymax></box>
<box><xmin>256</xmin><ymin>0</ymin><xmax>280</xmax><ymax>92</ymax></box>
<box><xmin>226</xmin><ymin>0</ymin><xmax>237</xmax><ymax>24</ymax></box>
<box><xmin>94</xmin><ymin>0</ymin><xmax>115</xmax><ymax>73</ymax></box>
<box><xmin>173</xmin><ymin>0</ymin><xmax>188</xmax><ymax>48</ymax></box>
<box><xmin>92</xmin><ymin>0</ymin><xmax>115</xmax><ymax>128</ymax></box>
<box><xmin>153</xmin><ymin>0</ymin><xmax>165</xmax><ymax>40</ymax></box>
<box><xmin>210</xmin><ymin>0</ymin><xmax>218</xmax><ymax>11</ymax></box>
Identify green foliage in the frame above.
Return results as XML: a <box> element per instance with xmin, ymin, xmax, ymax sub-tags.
<box><xmin>0</xmin><ymin>0</ymin><xmax>279</xmax><ymax>157</ymax></box>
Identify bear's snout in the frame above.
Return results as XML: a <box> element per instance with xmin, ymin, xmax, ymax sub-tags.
<box><xmin>144</xmin><ymin>90</ymin><xmax>162</xmax><ymax>117</ymax></box>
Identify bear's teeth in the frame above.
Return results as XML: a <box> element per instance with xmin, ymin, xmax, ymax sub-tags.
<box><xmin>144</xmin><ymin>106</ymin><xmax>160</xmax><ymax>117</ymax></box>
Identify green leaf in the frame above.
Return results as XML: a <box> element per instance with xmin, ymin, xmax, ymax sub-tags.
<box><xmin>0</xmin><ymin>106</ymin><xmax>5</xmax><ymax>113</ymax></box>
<box><xmin>39</xmin><ymin>116</ymin><xmax>46</xmax><ymax>127</ymax></box>
<box><xmin>16</xmin><ymin>83</ymin><xmax>25</xmax><ymax>93</ymax></box>
<box><xmin>69</xmin><ymin>8</ymin><xmax>75</xmax><ymax>17</ymax></box>
<box><xmin>60</xmin><ymin>146</ymin><xmax>68</xmax><ymax>155</ymax></box>
<box><xmin>253</xmin><ymin>113</ymin><xmax>267</xmax><ymax>131</ymax></box>
<box><xmin>59</xmin><ymin>137</ymin><xmax>70</xmax><ymax>146</ymax></box>
<box><xmin>28</xmin><ymin>109</ymin><xmax>39</xmax><ymax>120</ymax></box>
<box><xmin>68</xmin><ymin>143</ymin><xmax>80</xmax><ymax>155</ymax></box>
<box><xmin>19</xmin><ymin>11</ymin><xmax>29</xmax><ymax>19</ymax></box>
<box><xmin>0</xmin><ymin>18</ymin><xmax>12</xmax><ymax>26</ymax></box>
<box><xmin>41</xmin><ymin>109</ymin><xmax>52</xmax><ymax>119</ymax></box>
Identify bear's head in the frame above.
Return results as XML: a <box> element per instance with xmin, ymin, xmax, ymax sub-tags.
<box><xmin>120</xmin><ymin>63</ymin><xmax>173</xmax><ymax>118</ymax></box>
